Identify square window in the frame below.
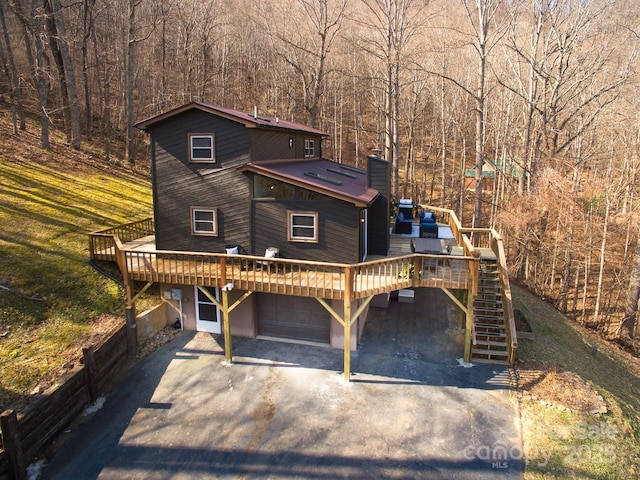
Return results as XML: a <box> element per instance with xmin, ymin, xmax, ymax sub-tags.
<box><xmin>304</xmin><ymin>139</ymin><xmax>315</xmax><ymax>158</ymax></box>
<box><xmin>189</xmin><ymin>134</ymin><xmax>215</xmax><ymax>162</ymax></box>
<box><xmin>288</xmin><ymin>211</ymin><xmax>318</xmax><ymax>243</ymax></box>
<box><xmin>191</xmin><ymin>207</ymin><xmax>218</xmax><ymax>236</ymax></box>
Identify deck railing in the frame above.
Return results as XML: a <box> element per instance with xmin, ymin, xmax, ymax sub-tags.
<box><xmin>89</xmin><ymin>217</ymin><xmax>154</xmax><ymax>262</ymax></box>
<box><xmin>119</xmin><ymin>248</ymin><xmax>475</xmax><ymax>301</ymax></box>
<box><xmin>88</xmin><ymin>207</ymin><xmax>516</xmax><ymax>362</ymax></box>
<box><xmin>489</xmin><ymin>231</ymin><xmax>518</xmax><ymax>365</ymax></box>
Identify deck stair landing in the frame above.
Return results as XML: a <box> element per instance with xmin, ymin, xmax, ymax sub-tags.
<box><xmin>471</xmin><ymin>259</ymin><xmax>509</xmax><ymax>364</ymax></box>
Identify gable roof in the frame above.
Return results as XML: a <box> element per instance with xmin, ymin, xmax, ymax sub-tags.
<box><xmin>239</xmin><ymin>158</ymin><xmax>379</xmax><ymax>207</ymax></box>
<box><xmin>135</xmin><ymin>101</ymin><xmax>328</xmax><ymax>136</ymax></box>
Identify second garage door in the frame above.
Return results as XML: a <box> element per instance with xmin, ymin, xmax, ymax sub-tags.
<box><xmin>257</xmin><ymin>293</ymin><xmax>330</xmax><ymax>343</ymax></box>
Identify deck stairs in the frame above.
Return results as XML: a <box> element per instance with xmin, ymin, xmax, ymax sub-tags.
<box><xmin>471</xmin><ymin>258</ymin><xmax>510</xmax><ymax>364</ymax></box>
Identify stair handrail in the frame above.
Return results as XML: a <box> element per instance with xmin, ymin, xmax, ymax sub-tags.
<box><xmin>489</xmin><ymin>230</ymin><xmax>517</xmax><ymax>364</ymax></box>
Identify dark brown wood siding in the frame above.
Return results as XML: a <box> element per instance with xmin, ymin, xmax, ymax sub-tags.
<box><xmin>252</xmin><ymin>198</ymin><xmax>360</xmax><ymax>263</ymax></box>
<box><xmin>150</xmin><ymin>110</ymin><xmax>252</xmax><ymax>252</ymax></box>
<box><xmin>249</xmin><ymin>130</ymin><xmax>324</xmax><ymax>161</ymax></box>
<box><xmin>366</xmin><ymin>155</ymin><xmax>391</xmax><ymax>256</ymax></box>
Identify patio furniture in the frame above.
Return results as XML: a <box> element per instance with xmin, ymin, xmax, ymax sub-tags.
<box><xmin>411</xmin><ymin>238</ymin><xmax>448</xmax><ymax>255</ymax></box>
<box><xmin>395</xmin><ymin>211</ymin><xmax>413</xmax><ymax>234</ymax></box>
<box><xmin>419</xmin><ymin>210</ymin><xmax>438</xmax><ymax>238</ymax></box>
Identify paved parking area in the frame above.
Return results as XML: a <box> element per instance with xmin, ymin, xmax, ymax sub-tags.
<box><xmin>41</xmin><ymin>289</ymin><xmax>522</xmax><ymax>479</ymax></box>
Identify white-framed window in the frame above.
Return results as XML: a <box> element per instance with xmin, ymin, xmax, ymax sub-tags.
<box><xmin>189</xmin><ymin>134</ymin><xmax>215</xmax><ymax>162</ymax></box>
<box><xmin>288</xmin><ymin>211</ymin><xmax>318</xmax><ymax>243</ymax></box>
<box><xmin>304</xmin><ymin>139</ymin><xmax>315</xmax><ymax>158</ymax></box>
<box><xmin>191</xmin><ymin>207</ymin><xmax>218</xmax><ymax>236</ymax></box>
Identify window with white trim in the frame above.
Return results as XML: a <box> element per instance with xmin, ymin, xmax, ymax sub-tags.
<box><xmin>288</xmin><ymin>211</ymin><xmax>318</xmax><ymax>243</ymax></box>
<box><xmin>189</xmin><ymin>134</ymin><xmax>215</xmax><ymax>162</ymax></box>
<box><xmin>304</xmin><ymin>139</ymin><xmax>315</xmax><ymax>158</ymax></box>
<box><xmin>191</xmin><ymin>207</ymin><xmax>218</xmax><ymax>236</ymax></box>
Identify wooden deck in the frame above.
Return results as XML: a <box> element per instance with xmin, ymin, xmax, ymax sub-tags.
<box><xmin>115</xmin><ymin>240</ymin><xmax>473</xmax><ymax>300</ymax></box>
<box><xmin>89</xmin><ymin>217</ymin><xmax>474</xmax><ymax>300</ymax></box>
<box><xmin>88</xmin><ymin>206</ymin><xmax>518</xmax><ymax>368</ymax></box>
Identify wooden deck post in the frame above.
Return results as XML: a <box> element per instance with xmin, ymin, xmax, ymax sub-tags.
<box><xmin>1</xmin><ymin>409</ymin><xmax>26</xmax><ymax>480</ymax></box>
<box><xmin>343</xmin><ymin>267</ymin><xmax>353</xmax><ymax>382</ymax></box>
<box><xmin>222</xmin><ymin>286</ymin><xmax>233</xmax><ymax>364</ymax></box>
<box><xmin>464</xmin><ymin>288</ymin><xmax>475</xmax><ymax>363</ymax></box>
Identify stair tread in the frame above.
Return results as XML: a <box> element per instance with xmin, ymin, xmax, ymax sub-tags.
<box><xmin>472</xmin><ymin>347</ymin><xmax>509</xmax><ymax>356</ymax></box>
<box><xmin>474</xmin><ymin>330</ymin><xmax>507</xmax><ymax>336</ymax></box>
<box><xmin>474</xmin><ymin>339</ymin><xmax>508</xmax><ymax>347</ymax></box>
<box><xmin>471</xmin><ymin>357</ymin><xmax>510</xmax><ymax>365</ymax></box>
<box><xmin>475</xmin><ymin>326</ymin><xmax>506</xmax><ymax>332</ymax></box>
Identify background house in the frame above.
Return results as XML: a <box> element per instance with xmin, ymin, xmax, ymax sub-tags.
<box><xmin>135</xmin><ymin>102</ymin><xmax>391</xmax><ymax>346</ymax></box>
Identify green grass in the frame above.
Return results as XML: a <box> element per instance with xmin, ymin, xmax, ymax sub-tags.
<box><xmin>0</xmin><ymin>119</ymin><xmax>152</xmax><ymax>412</ymax></box>
<box><xmin>513</xmin><ymin>284</ymin><xmax>640</xmax><ymax>479</ymax></box>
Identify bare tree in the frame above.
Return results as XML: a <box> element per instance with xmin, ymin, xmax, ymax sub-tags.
<box><xmin>461</xmin><ymin>0</ymin><xmax>504</xmax><ymax>228</ymax></box>
<box><xmin>0</xmin><ymin>0</ymin><xmax>25</xmax><ymax>132</ymax></box>
<box><xmin>620</xmin><ymin>228</ymin><xmax>640</xmax><ymax>344</ymax></box>
<box><xmin>46</xmin><ymin>0</ymin><xmax>81</xmax><ymax>148</ymax></box>
<box><xmin>355</xmin><ymin>0</ymin><xmax>430</xmax><ymax>196</ymax></box>
<box><xmin>257</xmin><ymin>0</ymin><xmax>347</xmax><ymax>128</ymax></box>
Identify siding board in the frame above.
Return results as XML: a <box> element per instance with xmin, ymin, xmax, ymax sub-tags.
<box><xmin>253</xmin><ymin>198</ymin><xmax>359</xmax><ymax>263</ymax></box>
<box><xmin>151</xmin><ymin>111</ymin><xmax>252</xmax><ymax>252</ymax></box>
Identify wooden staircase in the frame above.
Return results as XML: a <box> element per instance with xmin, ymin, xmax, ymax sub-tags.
<box><xmin>471</xmin><ymin>259</ymin><xmax>510</xmax><ymax>364</ymax></box>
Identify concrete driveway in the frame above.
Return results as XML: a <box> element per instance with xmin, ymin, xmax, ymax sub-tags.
<box><xmin>41</xmin><ymin>289</ymin><xmax>522</xmax><ymax>479</ymax></box>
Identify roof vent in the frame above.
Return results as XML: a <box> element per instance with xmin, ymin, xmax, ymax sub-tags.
<box><xmin>304</xmin><ymin>171</ymin><xmax>343</xmax><ymax>186</ymax></box>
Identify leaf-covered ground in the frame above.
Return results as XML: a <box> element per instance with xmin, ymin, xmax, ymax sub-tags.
<box><xmin>513</xmin><ymin>284</ymin><xmax>640</xmax><ymax>479</ymax></box>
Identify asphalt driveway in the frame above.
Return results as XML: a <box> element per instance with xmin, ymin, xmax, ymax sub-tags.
<box><xmin>41</xmin><ymin>289</ymin><xmax>522</xmax><ymax>479</ymax></box>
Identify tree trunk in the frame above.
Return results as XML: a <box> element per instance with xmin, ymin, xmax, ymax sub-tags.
<box><xmin>31</xmin><ymin>0</ymin><xmax>49</xmax><ymax>148</ymax></box>
<box><xmin>0</xmin><ymin>0</ymin><xmax>25</xmax><ymax>131</ymax></box>
<box><xmin>82</xmin><ymin>0</ymin><xmax>96</xmax><ymax>134</ymax></box>
<box><xmin>125</xmin><ymin>0</ymin><xmax>135</xmax><ymax>163</ymax></box>
<box><xmin>50</xmin><ymin>0</ymin><xmax>81</xmax><ymax>148</ymax></box>
<box><xmin>620</xmin><ymin>230</ymin><xmax>640</xmax><ymax>342</ymax></box>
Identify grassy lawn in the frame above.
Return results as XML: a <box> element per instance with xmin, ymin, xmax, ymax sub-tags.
<box><xmin>513</xmin><ymin>284</ymin><xmax>640</xmax><ymax>479</ymax></box>
<box><xmin>0</xmin><ymin>118</ymin><xmax>152</xmax><ymax>412</ymax></box>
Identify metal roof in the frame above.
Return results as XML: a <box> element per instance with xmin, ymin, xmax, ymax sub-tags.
<box><xmin>135</xmin><ymin>101</ymin><xmax>327</xmax><ymax>136</ymax></box>
<box><xmin>239</xmin><ymin>158</ymin><xmax>379</xmax><ymax>207</ymax></box>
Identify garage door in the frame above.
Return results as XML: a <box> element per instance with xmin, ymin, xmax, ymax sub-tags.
<box><xmin>257</xmin><ymin>294</ymin><xmax>330</xmax><ymax>343</ymax></box>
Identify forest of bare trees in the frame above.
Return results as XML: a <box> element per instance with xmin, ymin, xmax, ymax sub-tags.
<box><xmin>1</xmin><ymin>0</ymin><xmax>639</xmax><ymax>351</ymax></box>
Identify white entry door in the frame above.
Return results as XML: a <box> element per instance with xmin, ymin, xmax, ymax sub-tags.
<box><xmin>195</xmin><ymin>286</ymin><xmax>221</xmax><ymax>334</ymax></box>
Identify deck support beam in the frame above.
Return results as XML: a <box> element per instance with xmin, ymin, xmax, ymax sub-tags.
<box><xmin>197</xmin><ymin>285</ymin><xmax>254</xmax><ymax>365</ymax></box>
<box><xmin>130</xmin><ymin>281</ymin><xmax>154</xmax><ymax>306</ymax></box>
<box><xmin>464</xmin><ymin>289</ymin><xmax>475</xmax><ymax>363</ymax></box>
<box><xmin>315</xmin><ymin>267</ymin><xmax>374</xmax><ymax>382</ymax></box>
<box><xmin>440</xmin><ymin>287</ymin><xmax>467</xmax><ymax>315</ymax></box>
<box><xmin>222</xmin><ymin>285</ymin><xmax>233</xmax><ymax>364</ymax></box>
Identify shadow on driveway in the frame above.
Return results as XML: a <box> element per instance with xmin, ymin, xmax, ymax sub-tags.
<box><xmin>41</xmin><ymin>288</ymin><xmax>521</xmax><ymax>480</ymax></box>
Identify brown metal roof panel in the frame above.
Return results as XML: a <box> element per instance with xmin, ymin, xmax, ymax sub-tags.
<box><xmin>135</xmin><ymin>101</ymin><xmax>327</xmax><ymax>136</ymax></box>
<box><xmin>240</xmin><ymin>159</ymin><xmax>379</xmax><ymax>207</ymax></box>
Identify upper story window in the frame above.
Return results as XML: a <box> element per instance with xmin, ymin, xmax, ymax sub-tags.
<box><xmin>191</xmin><ymin>207</ymin><xmax>218</xmax><ymax>236</ymax></box>
<box><xmin>189</xmin><ymin>134</ymin><xmax>215</xmax><ymax>163</ymax></box>
<box><xmin>304</xmin><ymin>139</ymin><xmax>315</xmax><ymax>158</ymax></box>
<box><xmin>288</xmin><ymin>211</ymin><xmax>318</xmax><ymax>243</ymax></box>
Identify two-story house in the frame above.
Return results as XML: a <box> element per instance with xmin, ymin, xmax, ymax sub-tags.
<box><xmin>134</xmin><ymin>101</ymin><xmax>391</xmax><ymax>347</ymax></box>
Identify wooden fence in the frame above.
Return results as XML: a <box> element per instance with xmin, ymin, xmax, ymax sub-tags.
<box><xmin>0</xmin><ymin>324</ymin><xmax>130</xmax><ymax>480</ymax></box>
